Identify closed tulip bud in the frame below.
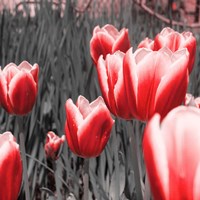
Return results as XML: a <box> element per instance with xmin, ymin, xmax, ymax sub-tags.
<box><xmin>0</xmin><ymin>61</ymin><xmax>39</xmax><ymax>115</ymax></box>
<box><xmin>0</xmin><ymin>132</ymin><xmax>22</xmax><ymax>200</ymax></box>
<box><xmin>65</xmin><ymin>95</ymin><xmax>114</xmax><ymax>158</ymax></box>
<box><xmin>143</xmin><ymin>106</ymin><xmax>200</xmax><ymax>200</ymax></box>
<box><xmin>123</xmin><ymin>47</ymin><xmax>189</xmax><ymax>121</ymax></box>
<box><xmin>90</xmin><ymin>24</ymin><xmax>130</xmax><ymax>65</ymax></box>
<box><xmin>97</xmin><ymin>51</ymin><xmax>132</xmax><ymax>119</ymax></box>
<box><xmin>44</xmin><ymin>131</ymin><xmax>65</xmax><ymax>160</ymax></box>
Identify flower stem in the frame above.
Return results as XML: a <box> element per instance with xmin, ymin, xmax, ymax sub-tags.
<box><xmin>127</xmin><ymin>120</ymin><xmax>143</xmax><ymax>200</ymax></box>
<box><xmin>54</xmin><ymin>160</ymin><xmax>63</xmax><ymax>199</ymax></box>
<box><xmin>18</xmin><ymin>117</ymin><xmax>31</xmax><ymax>200</ymax></box>
<box><xmin>83</xmin><ymin>158</ymin><xmax>89</xmax><ymax>200</ymax></box>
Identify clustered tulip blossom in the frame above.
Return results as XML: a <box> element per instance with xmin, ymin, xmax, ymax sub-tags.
<box><xmin>44</xmin><ymin>131</ymin><xmax>65</xmax><ymax>160</ymax></box>
<box><xmin>65</xmin><ymin>95</ymin><xmax>114</xmax><ymax>158</ymax></box>
<box><xmin>143</xmin><ymin>106</ymin><xmax>200</xmax><ymax>200</ymax></box>
<box><xmin>90</xmin><ymin>24</ymin><xmax>131</xmax><ymax>64</ymax></box>
<box><xmin>138</xmin><ymin>27</ymin><xmax>196</xmax><ymax>74</ymax></box>
<box><xmin>0</xmin><ymin>61</ymin><xmax>39</xmax><ymax>115</ymax></box>
<box><xmin>0</xmin><ymin>132</ymin><xmax>22</xmax><ymax>200</ymax></box>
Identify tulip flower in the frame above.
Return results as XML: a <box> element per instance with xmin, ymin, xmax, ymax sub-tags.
<box><xmin>65</xmin><ymin>95</ymin><xmax>114</xmax><ymax>158</ymax></box>
<box><xmin>0</xmin><ymin>131</ymin><xmax>22</xmax><ymax>200</ymax></box>
<box><xmin>143</xmin><ymin>106</ymin><xmax>200</xmax><ymax>200</ymax></box>
<box><xmin>97</xmin><ymin>51</ymin><xmax>132</xmax><ymax>119</ymax></box>
<box><xmin>0</xmin><ymin>61</ymin><xmax>39</xmax><ymax>115</ymax></box>
<box><xmin>90</xmin><ymin>24</ymin><xmax>130</xmax><ymax>65</ymax></box>
<box><xmin>44</xmin><ymin>131</ymin><xmax>65</xmax><ymax>160</ymax></box>
<box><xmin>138</xmin><ymin>27</ymin><xmax>196</xmax><ymax>74</ymax></box>
<box><xmin>123</xmin><ymin>47</ymin><xmax>189</xmax><ymax>121</ymax></box>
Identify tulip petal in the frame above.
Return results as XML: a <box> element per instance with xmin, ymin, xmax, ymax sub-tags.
<box><xmin>194</xmin><ymin>164</ymin><xmax>200</xmax><ymax>200</ymax></box>
<box><xmin>78</xmin><ymin>103</ymin><xmax>114</xmax><ymax>157</ymax></box>
<box><xmin>161</xmin><ymin>107</ymin><xmax>200</xmax><ymax>198</ymax></box>
<box><xmin>112</xmin><ymin>28</ymin><xmax>130</xmax><ymax>53</ymax></box>
<box><xmin>76</xmin><ymin>95</ymin><xmax>92</xmax><ymax>119</ymax></box>
<box><xmin>8</xmin><ymin>72</ymin><xmax>37</xmax><ymax>115</ymax></box>
<box><xmin>0</xmin><ymin>70</ymin><xmax>13</xmax><ymax>113</ymax></box>
<box><xmin>143</xmin><ymin>114</ymin><xmax>169</xmax><ymax>200</ymax></box>
<box><xmin>0</xmin><ymin>132</ymin><xmax>22</xmax><ymax>200</ymax></box>
<box><xmin>90</xmin><ymin>32</ymin><xmax>114</xmax><ymax>64</ymax></box>
<box><xmin>143</xmin><ymin>106</ymin><xmax>200</xmax><ymax>200</ymax></box>
<box><xmin>123</xmin><ymin>48</ymin><xmax>139</xmax><ymax>118</ymax></box>
<box><xmin>96</xmin><ymin>56</ymin><xmax>110</xmax><ymax>109</ymax></box>
<box><xmin>155</xmin><ymin>49</ymin><xmax>189</xmax><ymax>119</ymax></box>
<box><xmin>103</xmin><ymin>24</ymin><xmax>120</xmax><ymax>39</ymax></box>
<box><xmin>65</xmin><ymin>99</ymin><xmax>83</xmax><ymax>155</ymax></box>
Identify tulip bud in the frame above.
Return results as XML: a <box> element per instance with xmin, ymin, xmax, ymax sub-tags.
<box><xmin>90</xmin><ymin>24</ymin><xmax>130</xmax><ymax>65</ymax></box>
<box><xmin>44</xmin><ymin>131</ymin><xmax>65</xmax><ymax>160</ymax></box>
<box><xmin>65</xmin><ymin>95</ymin><xmax>114</xmax><ymax>158</ymax></box>
<box><xmin>0</xmin><ymin>132</ymin><xmax>22</xmax><ymax>200</ymax></box>
<box><xmin>0</xmin><ymin>61</ymin><xmax>39</xmax><ymax>115</ymax></box>
<box><xmin>143</xmin><ymin>106</ymin><xmax>200</xmax><ymax>200</ymax></box>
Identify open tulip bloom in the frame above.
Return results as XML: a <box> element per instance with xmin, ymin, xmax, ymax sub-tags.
<box><xmin>138</xmin><ymin>27</ymin><xmax>196</xmax><ymax>74</ymax></box>
<box><xmin>97</xmin><ymin>51</ymin><xmax>132</xmax><ymax>119</ymax></box>
<box><xmin>90</xmin><ymin>24</ymin><xmax>130</xmax><ymax>65</ymax></box>
<box><xmin>65</xmin><ymin>95</ymin><xmax>114</xmax><ymax>158</ymax></box>
<box><xmin>0</xmin><ymin>61</ymin><xmax>39</xmax><ymax>115</ymax></box>
<box><xmin>123</xmin><ymin>47</ymin><xmax>189</xmax><ymax>121</ymax></box>
<box><xmin>0</xmin><ymin>132</ymin><xmax>22</xmax><ymax>200</ymax></box>
<box><xmin>143</xmin><ymin>106</ymin><xmax>200</xmax><ymax>200</ymax></box>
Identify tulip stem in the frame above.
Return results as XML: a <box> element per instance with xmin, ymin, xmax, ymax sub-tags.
<box><xmin>53</xmin><ymin>160</ymin><xmax>63</xmax><ymax>199</ymax></box>
<box><xmin>18</xmin><ymin>117</ymin><xmax>31</xmax><ymax>200</ymax></box>
<box><xmin>127</xmin><ymin>121</ymin><xmax>143</xmax><ymax>200</ymax></box>
<box><xmin>83</xmin><ymin>158</ymin><xmax>89</xmax><ymax>200</ymax></box>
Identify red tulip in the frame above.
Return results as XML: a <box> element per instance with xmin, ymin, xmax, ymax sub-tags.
<box><xmin>0</xmin><ymin>131</ymin><xmax>22</xmax><ymax>200</ymax></box>
<box><xmin>44</xmin><ymin>131</ymin><xmax>65</xmax><ymax>160</ymax></box>
<box><xmin>143</xmin><ymin>106</ymin><xmax>200</xmax><ymax>200</ymax></box>
<box><xmin>0</xmin><ymin>61</ymin><xmax>39</xmax><ymax>115</ymax></box>
<box><xmin>123</xmin><ymin>47</ymin><xmax>189</xmax><ymax>121</ymax></box>
<box><xmin>65</xmin><ymin>95</ymin><xmax>114</xmax><ymax>158</ymax></box>
<box><xmin>97</xmin><ymin>51</ymin><xmax>132</xmax><ymax>119</ymax></box>
<box><xmin>138</xmin><ymin>27</ymin><xmax>196</xmax><ymax>74</ymax></box>
<box><xmin>90</xmin><ymin>24</ymin><xmax>130</xmax><ymax>65</ymax></box>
